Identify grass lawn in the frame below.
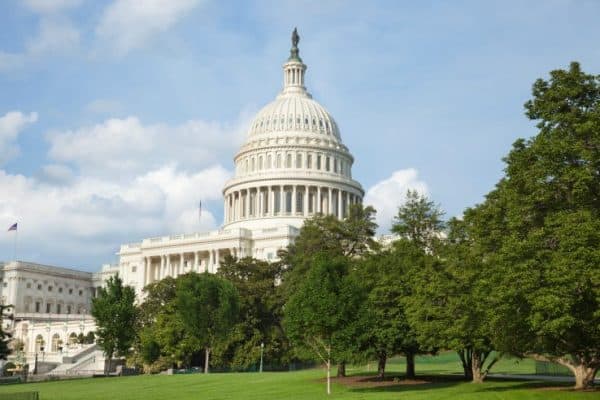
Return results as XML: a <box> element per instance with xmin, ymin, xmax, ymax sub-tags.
<box><xmin>0</xmin><ymin>354</ymin><xmax>595</xmax><ymax>400</ymax></box>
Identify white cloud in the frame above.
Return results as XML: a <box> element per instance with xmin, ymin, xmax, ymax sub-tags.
<box><xmin>22</xmin><ymin>0</ymin><xmax>82</xmax><ymax>14</ymax></box>
<box><xmin>26</xmin><ymin>18</ymin><xmax>80</xmax><ymax>56</ymax></box>
<box><xmin>0</xmin><ymin>112</ymin><xmax>247</xmax><ymax>268</ymax></box>
<box><xmin>0</xmin><ymin>164</ymin><xmax>229</xmax><ymax>268</ymax></box>
<box><xmin>46</xmin><ymin>114</ymin><xmax>248</xmax><ymax>179</ymax></box>
<box><xmin>364</xmin><ymin>168</ymin><xmax>429</xmax><ymax>233</ymax></box>
<box><xmin>0</xmin><ymin>111</ymin><xmax>38</xmax><ymax>164</ymax></box>
<box><xmin>96</xmin><ymin>0</ymin><xmax>203</xmax><ymax>55</ymax></box>
<box><xmin>0</xmin><ymin>17</ymin><xmax>79</xmax><ymax>72</ymax></box>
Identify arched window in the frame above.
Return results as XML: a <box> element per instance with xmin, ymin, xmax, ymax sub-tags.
<box><xmin>68</xmin><ymin>332</ymin><xmax>78</xmax><ymax>347</ymax></box>
<box><xmin>36</xmin><ymin>335</ymin><xmax>45</xmax><ymax>352</ymax></box>
<box><xmin>286</xmin><ymin>154</ymin><xmax>292</xmax><ymax>168</ymax></box>
<box><xmin>251</xmin><ymin>158</ymin><xmax>255</xmax><ymax>172</ymax></box>
<box><xmin>276</xmin><ymin>154</ymin><xmax>282</xmax><ymax>168</ymax></box>
<box><xmin>267</xmin><ymin>154</ymin><xmax>272</xmax><ymax>169</ymax></box>
<box><xmin>296</xmin><ymin>153</ymin><xmax>302</xmax><ymax>168</ymax></box>
<box><xmin>258</xmin><ymin>156</ymin><xmax>263</xmax><ymax>170</ymax></box>
<box><xmin>51</xmin><ymin>333</ymin><xmax>61</xmax><ymax>352</ymax></box>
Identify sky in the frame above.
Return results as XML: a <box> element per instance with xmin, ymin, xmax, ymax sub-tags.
<box><xmin>1</xmin><ymin>0</ymin><xmax>600</xmax><ymax>270</ymax></box>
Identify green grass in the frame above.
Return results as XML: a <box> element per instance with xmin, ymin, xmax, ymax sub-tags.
<box><xmin>0</xmin><ymin>354</ymin><xmax>594</xmax><ymax>400</ymax></box>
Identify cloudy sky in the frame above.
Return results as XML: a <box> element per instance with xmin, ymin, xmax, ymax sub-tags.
<box><xmin>1</xmin><ymin>0</ymin><xmax>599</xmax><ymax>270</ymax></box>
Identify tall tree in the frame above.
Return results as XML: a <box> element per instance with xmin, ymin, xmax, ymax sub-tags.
<box><xmin>356</xmin><ymin>242</ymin><xmax>423</xmax><ymax>380</ymax></box>
<box><xmin>91</xmin><ymin>274</ymin><xmax>137</xmax><ymax>373</ymax></box>
<box><xmin>281</xmin><ymin>204</ymin><xmax>377</xmax><ymax>376</ymax></box>
<box><xmin>216</xmin><ymin>256</ymin><xmax>290</xmax><ymax>369</ymax></box>
<box><xmin>284</xmin><ymin>254</ymin><xmax>364</xmax><ymax>395</ymax></box>
<box><xmin>385</xmin><ymin>191</ymin><xmax>445</xmax><ymax>378</ymax></box>
<box><xmin>479</xmin><ymin>62</ymin><xmax>600</xmax><ymax>389</ymax></box>
<box><xmin>405</xmin><ymin>217</ymin><xmax>500</xmax><ymax>382</ymax></box>
<box><xmin>176</xmin><ymin>272</ymin><xmax>239</xmax><ymax>373</ymax></box>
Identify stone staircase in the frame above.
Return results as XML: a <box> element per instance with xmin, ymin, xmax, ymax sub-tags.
<box><xmin>46</xmin><ymin>345</ymin><xmax>106</xmax><ymax>376</ymax></box>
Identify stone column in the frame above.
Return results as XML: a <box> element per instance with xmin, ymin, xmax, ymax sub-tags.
<box><xmin>338</xmin><ymin>189</ymin><xmax>343</xmax><ymax>219</ymax></box>
<box><xmin>292</xmin><ymin>186</ymin><xmax>297</xmax><ymax>214</ymax></box>
<box><xmin>194</xmin><ymin>252</ymin><xmax>199</xmax><ymax>272</ymax></box>
<box><xmin>304</xmin><ymin>186</ymin><xmax>309</xmax><ymax>216</ymax></box>
<box><xmin>269</xmin><ymin>187</ymin><xmax>274</xmax><ymax>215</ymax></box>
<box><xmin>180</xmin><ymin>253</ymin><xmax>185</xmax><ymax>275</ymax></box>
<box><xmin>215</xmin><ymin>249</ymin><xmax>220</xmax><ymax>272</ymax></box>
<box><xmin>317</xmin><ymin>187</ymin><xmax>321</xmax><ymax>213</ymax></box>
<box><xmin>160</xmin><ymin>255</ymin><xmax>165</xmax><ymax>279</ymax></box>
<box><xmin>328</xmin><ymin>188</ymin><xmax>333</xmax><ymax>215</ymax></box>
<box><xmin>208</xmin><ymin>250</ymin><xmax>214</xmax><ymax>273</ymax></box>
<box><xmin>280</xmin><ymin>186</ymin><xmax>285</xmax><ymax>215</ymax></box>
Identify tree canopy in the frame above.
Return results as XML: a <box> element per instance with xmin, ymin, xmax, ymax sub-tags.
<box><xmin>91</xmin><ymin>274</ymin><xmax>137</xmax><ymax>372</ymax></box>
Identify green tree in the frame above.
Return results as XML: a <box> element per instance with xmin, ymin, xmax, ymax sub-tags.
<box><xmin>356</xmin><ymin>242</ymin><xmax>423</xmax><ymax>380</ymax></box>
<box><xmin>281</xmin><ymin>204</ymin><xmax>378</xmax><ymax>376</ymax></box>
<box><xmin>176</xmin><ymin>272</ymin><xmax>239</xmax><ymax>373</ymax></box>
<box><xmin>284</xmin><ymin>255</ymin><xmax>364</xmax><ymax>395</ymax></box>
<box><xmin>384</xmin><ymin>191</ymin><xmax>445</xmax><ymax>378</ymax></box>
<box><xmin>91</xmin><ymin>274</ymin><xmax>137</xmax><ymax>374</ymax></box>
<box><xmin>392</xmin><ymin>190</ymin><xmax>445</xmax><ymax>253</ymax></box>
<box><xmin>0</xmin><ymin>305</ymin><xmax>14</xmax><ymax>360</ymax></box>
<box><xmin>477</xmin><ymin>62</ymin><xmax>600</xmax><ymax>389</ymax></box>
<box><xmin>405</xmin><ymin>217</ymin><xmax>500</xmax><ymax>382</ymax></box>
<box><xmin>217</xmin><ymin>256</ymin><xmax>290</xmax><ymax>369</ymax></box>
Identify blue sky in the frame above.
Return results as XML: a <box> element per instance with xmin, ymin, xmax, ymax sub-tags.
<box><xmin>1</xmin><ymin>0</ymin><xmax>600</xmax><ymax>270</ymax></box>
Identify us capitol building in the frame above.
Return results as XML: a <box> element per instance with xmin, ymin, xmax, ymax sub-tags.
<box><xmin>0</xmin><ymin>30</ymin><xmax>364</xmax><ymax>372</ymax></box>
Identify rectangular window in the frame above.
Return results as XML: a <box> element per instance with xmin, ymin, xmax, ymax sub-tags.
<box><xmin>35</xmin><ymin>302</ymin><xmax>41</xmax><ymax>313</ymax></box>
<box><xmin>317</xmin><ymin>155</ymin><xmax>322</xmax><ymax>170</ymax></box>
<box><xmin>274</xmin><ymin>190</ymin><xmax>281</xmax><ymax>213</ymax></box>
<box><xmin>46</xmin><ymin>303</ymin><xmax>51</xmax><ymax>313</ymax></box>
<box><xmin>296</xmin><ymin>153</ymin><xmax>302</xmax><ymax>168</ymax></box>
<box><xmin>296</xmin><ymin>192</ymin><xmax>303</xmax><ymax>213</ymax></box>
<box><xmin>57</xmin><ymin>304</ymin><xmax>61</xmax><ymax>314</ymax></box>
<box><xmin>307</xmin><ymin>154</ymin><xmax>312</xmax><ymax>169</ymax></box>
<box><xmin>333</xmin><ymin>158</ymin><xmax>338</xmax><ymax>173</ymax></box>
<box><xmin>326</xmin><ymin>157</ymin><xmax>330</xmax><ymax>171</ymax></box>
<box><xmin>285</xmin><ymin>191</ymin><xmax>292</xmax><ymax>213</ymax></box>
<box><xmin>67</xmin><ymin>305</ymin><xmax>72</xmax><ymax>314</ymax></box>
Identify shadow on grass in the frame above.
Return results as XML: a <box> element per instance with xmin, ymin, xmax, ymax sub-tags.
<box><xmin>340</xmin><ymin>374</ymin><xmax>465</xmax><ymax>394</ymax></box>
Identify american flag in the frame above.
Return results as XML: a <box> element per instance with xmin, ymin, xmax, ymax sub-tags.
<box><xmin>7</xmin><ymin>223</ymin><xmax>17</xmax><ymax>231</ymax></box>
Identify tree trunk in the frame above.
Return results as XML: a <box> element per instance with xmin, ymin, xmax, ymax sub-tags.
<box><xmin>458</xmin><ymin>349</ymin><xmax>473</xmax><ymax>380</ymax></box>
<box><xmin>326</xmin><ymin>359</ymin><xmax>331</xmax><ymax>395</ymax></box>
<box><xmin>377</xmin><ymin>353</ymin><xmax>387</xmax><ymax>380</ymax></box>
<box><xmin>326</xmin><ymin>346</ymin><xmax>331</xmax><ymax>395</ymax></box>
<box><xmin>573</xmin><ymin>364</ymin><xmax>597</xmax><ymax>390</ymax></box>
<box><xmin>337</xmin><ymin>361</ymin><xmax>346</xmax><ymax>377</ymax></box>
<box><xmin>471</xmin><ymin>352</ymin><xmax>484</xmax><ymax>383</ymax></box>
<box><xmin>405</xmin><ymin>352</ymin><xmax>416</xmax><ymax>379</ymax></box>
<box><xmin>204</xmin><ymin>348</ymin><xmax>210</xmax><ymax>374</ymax></box>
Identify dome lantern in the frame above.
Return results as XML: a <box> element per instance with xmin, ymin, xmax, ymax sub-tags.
<box><xmin>282</xmin><ymin>28</ymin><xmax>308</xmax><ymax>97</ymax></box>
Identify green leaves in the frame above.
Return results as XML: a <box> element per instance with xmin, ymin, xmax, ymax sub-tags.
<box><xmin>91</xmin><ymin>274</ymin><xmax>137</xmax><ymax>360</ymax></box>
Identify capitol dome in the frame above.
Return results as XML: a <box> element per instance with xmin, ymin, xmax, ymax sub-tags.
<box><xmin>222</xmin><ymin>29</ymin><xmax>363</xmax><ymax>230</ymax></box>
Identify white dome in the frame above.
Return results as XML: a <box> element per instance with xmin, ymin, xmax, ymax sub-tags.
<box><xmin>248</xmin><ymin>94</ymin><xmax>342</xmax><ymax>142</ymax></box>
<box><xmin>221</xmin><ymin>29</ymin><xmax>363</xmax><ymax>231</ymax></box>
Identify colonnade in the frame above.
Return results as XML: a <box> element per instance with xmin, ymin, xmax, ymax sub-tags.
<box><xmin>224</xmin><ymin>185</ymin><xmax>361</xmax><ymax>224</ymax></box>
<box><xmin>141</xmin><ymin>247</ymin><xmax>250</xmax><ymax>286</ymax></box>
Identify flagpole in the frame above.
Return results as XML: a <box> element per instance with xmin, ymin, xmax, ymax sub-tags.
<box><xmin>13</xmin><ymin>229</ymin><xmax>17</xmax><ymax>262</ymax></box>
